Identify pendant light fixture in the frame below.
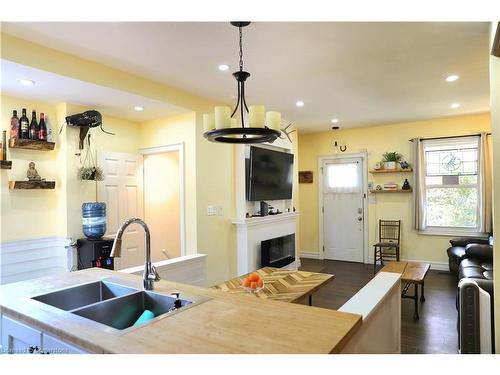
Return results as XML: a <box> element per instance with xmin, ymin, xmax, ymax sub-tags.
<box><xmin>203</xmin><ymin>22</ymin><xmax>282</xmax><ymax>144</ymax></box>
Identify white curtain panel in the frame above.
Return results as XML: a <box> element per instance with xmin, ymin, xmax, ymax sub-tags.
<box><xmin>412</xmin><ymin>138</ymin><xmax>427</xmax><ymax>231</ymax></box>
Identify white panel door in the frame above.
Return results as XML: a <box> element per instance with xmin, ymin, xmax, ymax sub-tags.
<box><xmin>98</xmin><ymin>151</ymin><xmax>144</xmax><ymax>270</ymax></box>
<box><xmin>322</xmin><ymin>157</ymin><xmax>364</xmax><ymax>262</ymax></box>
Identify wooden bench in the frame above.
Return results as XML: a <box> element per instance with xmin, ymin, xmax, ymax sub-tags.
<box><xmin>381</xmin><ymin>261</ymin><xmax>430</xmax><ymax>320</ymax></box>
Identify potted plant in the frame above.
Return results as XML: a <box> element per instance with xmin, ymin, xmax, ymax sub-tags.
<box><xmin>77</xmin><ymin>166</ymin><xmax>104</xmax><ymax>181</ymax></box>
<box><xmin>381</xmin><ymin>152</ymin><xmax>402</xmax><ymax>170</ymax></box>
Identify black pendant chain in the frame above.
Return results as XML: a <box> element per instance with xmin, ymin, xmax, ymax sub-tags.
<box><xmin>239</xmin><ymin>26</ymin><xmax>244</xmax><ymax>71</ymax></box>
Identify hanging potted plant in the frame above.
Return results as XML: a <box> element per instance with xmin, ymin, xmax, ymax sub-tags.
<box><xmin>381</xmin><ymin>151</ymin><xmax>402</xmax><ymax>170</ymax></box>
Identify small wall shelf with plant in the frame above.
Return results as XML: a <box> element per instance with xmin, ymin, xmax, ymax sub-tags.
<box><xmin>9</xmin><ymin>138</ymin><xmax>55</xmax><ymax>151</ymax></box>
<box><xmin>369</xmin><ymin>188</ymin><xmax>412</xmax><ymax>194</ymax></box>
<box><xmin>370</xmin><ymin>168</ymin><xmax>413</xmax><ymax>174</ymax></box>
<box><xmin>370</xmin><ymin>151</ymin><xmax>413</xmax><ymax>194</ymax></box>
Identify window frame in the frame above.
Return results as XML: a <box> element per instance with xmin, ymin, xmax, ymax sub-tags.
<box><xmin>419</xmin><ymin>136</ymin><xmax>484</xmax><ymax>236</ymax></box>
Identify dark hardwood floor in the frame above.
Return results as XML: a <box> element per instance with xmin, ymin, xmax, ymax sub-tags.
<box><xmin>299</xmin><ymin>258</ymin><xmax>459</xmax><ymax>354</ymax></box>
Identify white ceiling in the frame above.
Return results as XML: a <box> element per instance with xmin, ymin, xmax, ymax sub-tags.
<box><xmin>1</xmin><ymin>60</ymin><xmax>188</xmax><ymax>122</ymax></box>
<box><xmin>1</xmin><ymin>22</ymin><xmax>491</xmax><ymax>132</ymax></box>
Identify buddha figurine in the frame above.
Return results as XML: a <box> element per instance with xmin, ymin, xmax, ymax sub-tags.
<box><xmin>27</xmin><ymin>162</ymin><xmax>41</xmax><ymax>181</ymax></box>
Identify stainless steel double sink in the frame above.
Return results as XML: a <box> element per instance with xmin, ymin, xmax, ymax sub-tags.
<box><xmin>32</xmin><ymin>280</ymin><xmax>200</xmax><ymax>332</ymax></box>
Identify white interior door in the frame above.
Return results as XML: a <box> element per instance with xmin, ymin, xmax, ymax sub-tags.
<box><xmin>322</xmin><ymin>157</ymin><xmax>364</xmax><ymax>262</ymax></box>
<box><xmin>98</xmin><ymin>151</ymin><xmax>144</xmax><ymax>270</ymax></box>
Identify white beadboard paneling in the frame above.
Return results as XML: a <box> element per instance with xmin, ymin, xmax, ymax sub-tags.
<box><xmin>119</xmin><ymin>254</ymin><xmax>207</xmax><ymax>287</ymax></box>
<box><xmin>0</xmin><ymin>237</ymin><xmax>71</xmax><ymax>285</ymax></box>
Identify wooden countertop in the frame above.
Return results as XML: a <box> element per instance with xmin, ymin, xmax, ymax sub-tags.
<box><xmin>0</xmin><ymin>268</ymin><xmax>362</xmax><ymax>354</ymax></box>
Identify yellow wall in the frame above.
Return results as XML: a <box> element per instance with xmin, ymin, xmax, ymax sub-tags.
<box><xmin>298</xmin><ymin>113</ymin><xmax>491</xmax><ymax>266</ymax></box>
<box><xmin>194</xmin><ymin>113</ymin><xmax>236</xmax><ymax>283</ymax></box>
<box><xmin>0</xmin><ymin>95</ymin><xmax>65</xmax><ymax>242</ymax></box>
<box><xmin>139</xmin><ymin>112</ymin><xmax>198</xmax><ymax>257</ymax></box>
<box><xmin>0</xmin><ymin>96</ymin><xmax>142</xmax><ymax>242</ymax></box>
<box><xmin>1</xmin><ymin>32</ymin><xmax>237</xmax><ymax>285</ymax></box>
<box><xmin>143</xmin><ymin>151</ymin><xmax>181</xmax><ymax>261</ymax></box>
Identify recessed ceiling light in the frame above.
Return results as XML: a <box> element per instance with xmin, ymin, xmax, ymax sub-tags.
<box><xmin>295</xmin><ymin>101</ymin><xmax>305</xmax><ymax>107</ymax></box>
<box><xmin>445</xmin><ymin>74</ymin><xmax>459</xmax><ymax>82</ymax></box>
<box><xmin>134</xmin><ymin>106</ymin><xmax>144</xmax><ymax>111</ymax></box>
<box><xmin>18</xmin><ymin>79</ymin><xmax>35</xmax><ymax>86</ymax></box>
<box><xmin>331</xmin><ymin>118</ymin><xmax>339</xmax><ymax>123</ymax></box>
<box><xmin>450</xmin><ymin>103</ymin><xmax>461</xmax><ymax>109</ymax></box>
<box><xmin>218</xmin><ymin>64</ymin><xmax>230</xmax><ymax>71</ymax></box>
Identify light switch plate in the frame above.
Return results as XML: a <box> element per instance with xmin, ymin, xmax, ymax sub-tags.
<box><xmin>216</xmin><ymin>205</ymin><xmax>223</xmax><ymax>216</ymax></box>
<box><xmin>207</xmin><ymin>205</ymin><xmax>216</xmax><ymax>216</ymax></box>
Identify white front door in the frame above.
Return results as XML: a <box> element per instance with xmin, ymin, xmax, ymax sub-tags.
<box><xmin>97</xmin><ymin>151</ymin><xmax>144</xmax><ymax>270</ymax></box>
<box><xmin>322</xmin><ymin>157</ymin><xmax>365</xmax><ymax>262</ymax></box>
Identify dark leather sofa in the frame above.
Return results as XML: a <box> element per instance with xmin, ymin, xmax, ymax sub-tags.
<box><xmin>447</xmin><ymin>237</ymin><xmax>490</xmax><ymax>275</ymax></box>
<box><xmin>446</xmin><ymin>236</ymin><xmax>494</xmax><ymax>353</ymax></box>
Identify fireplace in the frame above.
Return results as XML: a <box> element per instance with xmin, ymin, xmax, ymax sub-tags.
<box><xmin>261</xmin><ymin>234</ymin><xmax>295</xmax><ymax>268</ymax></box>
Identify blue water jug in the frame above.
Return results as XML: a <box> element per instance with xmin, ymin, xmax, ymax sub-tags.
<box><xmin>82</xmin><ymin>202</ymin><xmax>107</xmax><ymax>239</ymax></box>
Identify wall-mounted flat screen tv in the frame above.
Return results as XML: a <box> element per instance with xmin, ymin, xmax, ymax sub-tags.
<box><xmin>248</xmin><ymin>146</ymin><xmax>294</xmax><ymax>201</ymax></box>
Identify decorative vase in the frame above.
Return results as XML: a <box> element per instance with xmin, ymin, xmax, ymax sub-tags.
<box><xmin>402</xmin><ymin>179</ymin><xmax>411</xmax><ymax>190</ymax></box>
<box><xmin>384</xmin><ymin>161</ymin><xmax>397</xmax><ymax>170</ymax></box>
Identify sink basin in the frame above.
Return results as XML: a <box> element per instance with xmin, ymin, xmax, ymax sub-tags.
<box><xmin>32</xmin><ymin>280</ymin><xmax>138</xmax><ymax>311</ymax></box>
<box><xmin>71</xmin><ymin>291</ymin><xmax>192</xmax><ymax>330</ymax></box>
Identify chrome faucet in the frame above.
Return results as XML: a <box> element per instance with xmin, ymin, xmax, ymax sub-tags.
<box><xmin>110</xmin><ymin>218</ymin><xmax>160</xmax><ymax>290</ymax></box>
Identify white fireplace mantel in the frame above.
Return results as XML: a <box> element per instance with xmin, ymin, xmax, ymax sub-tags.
<box><xmin>232</xmin><ymin>212</ymin><xmax>301</xmax><ymax>276</ymax></box>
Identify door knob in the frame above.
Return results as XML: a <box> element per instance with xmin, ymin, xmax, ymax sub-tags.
<box><xmin>357</xmin><ymin>217</ymin><xmax>363</xmax><ymax>221</ymax></box>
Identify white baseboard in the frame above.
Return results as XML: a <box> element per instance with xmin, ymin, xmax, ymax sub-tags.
<box><xmin>300</xmin><ymin>251</ymin><xmax>321</xmax><ymax>259</ymax></box>
<box><xmin>364</xmin><ymin>257</ymin><xmax>449</xmax><ymax>272</ymax></box>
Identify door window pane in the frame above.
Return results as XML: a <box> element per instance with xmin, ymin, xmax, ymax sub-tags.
<box><xmin>326</xmin><ymin>163</ymin><xmax>360</xmax><ymax>193</ymax></box>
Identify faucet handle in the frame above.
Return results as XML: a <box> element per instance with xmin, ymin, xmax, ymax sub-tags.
<box><xmin>148</xmin><ymin>264</ymin><xmax>161</xmax><ymax>282</ymax></box>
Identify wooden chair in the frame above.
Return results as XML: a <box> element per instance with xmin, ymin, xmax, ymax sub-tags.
<box><xmin>373</xmin><ymin>220</ymin><xmax>401</xmax><ymax>273</ymax></box>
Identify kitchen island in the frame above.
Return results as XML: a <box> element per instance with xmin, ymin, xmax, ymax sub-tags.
<box><xmin>0</xmin><ymin>268</ymin><xmax>363</xmax><ymax>354</ymax></box>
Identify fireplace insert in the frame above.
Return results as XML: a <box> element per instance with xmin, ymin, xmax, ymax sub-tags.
<box><xmin>261</xmin><ymin>234</ymin><xmax>295</xmax><ymax>268</ymax></box>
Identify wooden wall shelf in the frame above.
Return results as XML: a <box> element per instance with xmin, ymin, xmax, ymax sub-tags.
<box><xmin>9</xmin><ymin>180</ymin><xmax>56</xmax><ymax>190</ymax></box>
<box><xmin>369</xmin><ymin>189</ymin><xmax>412</xmax><ymax>194</ymax></box>
<box><xmin>9</xmin><ymin>138</ymin><xmax>55</xmax><ymax>151</ymax></box>
<box><xmin>0</xmin><ymin>160</ymin><xmax>12</xmax><ymax>169</ymax></box>
<box><xmin>370</xmin><ymin>168</ymin><xmax>412</xmax><ymax>174</ymax></box>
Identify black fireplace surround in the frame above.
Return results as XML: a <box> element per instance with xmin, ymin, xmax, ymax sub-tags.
<box><xmin>261</xmin><ymin>234</ymin><xmax>295</xmax><ymax>268</ymax></box>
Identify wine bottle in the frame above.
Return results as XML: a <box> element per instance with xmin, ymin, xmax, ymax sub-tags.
<box><xmin>10</xmin><ymin>110</ymin><xmax>20</xmax><ymax>138</ymax></box>
<box><xmin>29</xmin><ymin>110</ymin><xmax>39</xmax><ymax>140</ymax></box>
<box><xmin>38</xmin><ymin>113</ymin><xmax>47</xmax><ymax>141</ymax></box>
<box><xmin>19</xmin><ymin>108</ymin><xmax>29</xmax><ymax>139</ymax></box>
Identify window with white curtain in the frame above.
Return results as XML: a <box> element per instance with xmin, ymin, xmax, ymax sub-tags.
<box><xmin>325</xmin><ymin>162</ymin><xmax>360</xmax><ymax>193</ymax></box>
<box><xmin>422</xmin><ymin>136</ymin><xmax>482</xmax><ymax>232</ymax></box>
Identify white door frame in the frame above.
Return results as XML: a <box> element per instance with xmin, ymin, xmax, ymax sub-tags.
<box><xmin>140</xmin><ymin>143</ymin><xmax>186</xmax><ymax>257</ymax></box>
<box><xmin>318</xmin><ymin>152</ymin><xmax>369</xmax><ymax>263</ymax></box>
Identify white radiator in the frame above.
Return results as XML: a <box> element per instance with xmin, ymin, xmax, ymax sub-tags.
<box><xmin>458</xmin><ymin>279</ymin><xmax>493</xmax><ymax>354</ymax></box>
